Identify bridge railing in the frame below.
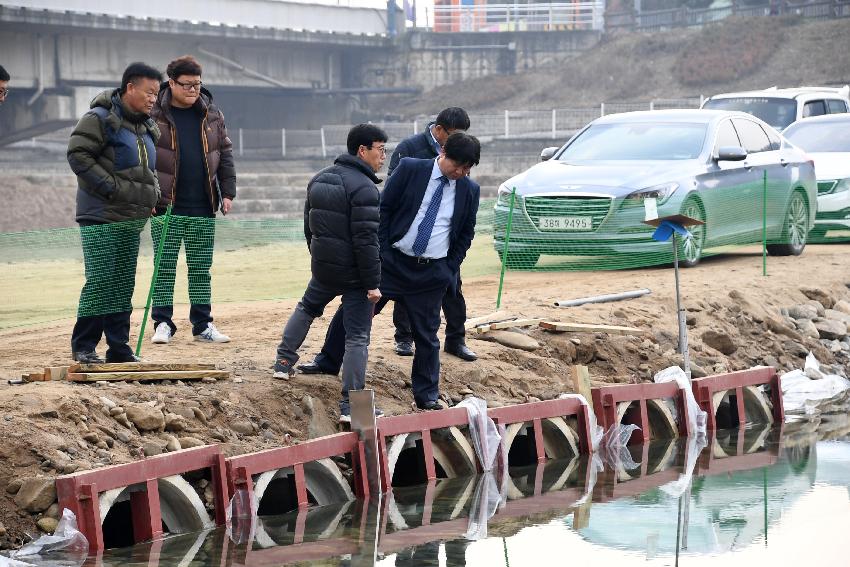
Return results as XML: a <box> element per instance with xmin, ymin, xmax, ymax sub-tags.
<box><xmin>432</xmin><ymin>2</ymin><xmax>606</xmax><ymax>33</ymax></box>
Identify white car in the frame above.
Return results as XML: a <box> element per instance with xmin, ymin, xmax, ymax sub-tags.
<box><xmin>783</xmin><ymin>114</ymin><xmax>850</xmax><ymax>238</ymax></box>
<box><xmin>702</xmin><ymin>86</ymin><xmax>850</xmax><ymax>131</ymax></box>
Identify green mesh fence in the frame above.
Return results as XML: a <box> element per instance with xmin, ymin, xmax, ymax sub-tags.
<box><xmin>0</xmin><ymin>186</ymin><xmax>848</xmax><ymax>332</ymax></box>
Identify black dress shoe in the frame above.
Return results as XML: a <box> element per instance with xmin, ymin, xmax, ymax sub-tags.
<box><xmin>416</xmin><ymin>400</ymin><xmax>443</xmax><ymax>411</ymax></box>
<box><xmin>297</xmin><ymin>361</ymin><xmax>337</xmax><ymax>375</ymax></box>
<box><xmin>444</xmin><ymin>343</ymin><xmax>478</xmax><ymax>362</ymax></box>
<box><xmin>106</xmin><ymin>353</ymin><xmax>141</xmax><ymax>363</ymax></box>
<box><xmin>394</xmin><ymin>341</ymin><xmax>414</xmax><ymax>356</ymax></box>
<box><xmin>73</xmin><ymin>350</ymin><xmax>104</xmax><ymax>364</ymax></box>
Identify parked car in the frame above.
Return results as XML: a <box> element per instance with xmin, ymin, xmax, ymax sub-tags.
<box><xmin>493</xmin><ymin>110</ymin><xmax>817</xmax><ymax>268</ymax></box>
<box><xmin>701</xmin><ymin>86</ymin><xmax>850</xmax><ymax>131</ymax></box>
<box><xmin>783</xmin><ymin>114</ymin><xmax>850</xmax><ymax>238</ymax></box>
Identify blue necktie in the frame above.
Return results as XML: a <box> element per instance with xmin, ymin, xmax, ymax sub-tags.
<box><xmin>412</xmin><ymin>175</ymin><xmax>448</xmax><ymax>257</ymax></box>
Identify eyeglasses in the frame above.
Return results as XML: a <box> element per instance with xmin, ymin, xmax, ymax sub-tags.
<box><xmin>370</xmin><ymin>145</ymin><xmax>387</xmax><ymax>155</ymax></box>
<box><xmin>173</xmin><ymin>79</ymin><xmax>202</xmax><ymax>92</ymax></box>
<box><xmin>0</xmin><ymin>88</ymin><xmax>8</xmax><ymax>97</ymax></box>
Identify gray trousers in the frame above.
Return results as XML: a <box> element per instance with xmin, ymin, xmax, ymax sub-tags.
<box><xmin>276</xmin><ymin>277</ymin><xmax>373</xmax><ymax>413</ymax></box>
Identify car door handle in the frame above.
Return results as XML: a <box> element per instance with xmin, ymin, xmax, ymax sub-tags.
<box><xmin>743</xmin><ymin>162</ymin><xmax>753</xmax><ymax>170</ymax></box>
<box><xmin>780</xmin><ymin>158</ymin><xmax>789</xmax><ymax>167</ymax></box>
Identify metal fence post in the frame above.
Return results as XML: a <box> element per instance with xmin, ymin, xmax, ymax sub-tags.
<box><xmin>281</xmin><ymin>128</ymin><xmax>286</xmax><ymax>158</ymax></box>
<box><xmin>238</xmin><ymin>128</ymin><xmax>243</xmax><ymax>157</ymax></box>
<box><xmin>551</xmin><ymin>108</ymin><xmax>557</xmax><ymax>139</ymax></box>
<box><xmin>650</xmin><ymin>100</ymin><xmax>655</xmax><ymax>111</ymax></box>
<box><xmin>699</xmin><ymin>94</ymin><xmax>705</xmax><ymax>107</ymax></box>
<box><xmin>600</xmin><ymin>102</ymin><xmax>605</xmax><ymax>117</ymax></box>
<box><xmin>320</xmin><ymin>127</ymin><xmax>327</xmax><ymax>159</ymax></box>
<box><xmin>413</xmin><ymin>119</ymin><xmax>418</xmax><ymax>135</ymax></box>
<box><xmin>504</xmin><ymin>109</ymin><xmax>510</xmax><ymax>138</ymax></box>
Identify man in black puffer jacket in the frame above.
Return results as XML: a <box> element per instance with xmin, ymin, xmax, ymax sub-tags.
<box><xmin>273</xmin><ymin>124</ymin><xmax>387</xmax><ymax>421</ymax></box>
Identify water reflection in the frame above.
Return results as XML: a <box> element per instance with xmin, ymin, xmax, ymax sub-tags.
<box><xmin>82</xmin><ymin>421</ymin><xmax>850</xmax><ymax>566</ymax></box>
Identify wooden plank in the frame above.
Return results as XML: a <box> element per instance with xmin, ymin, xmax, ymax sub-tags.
<box><xmin>44</xmin><ymin>367</ymin><xmax>69</xmax><ymax>381</ymax></box>
<box><xmin>571</xmin><ymin>365</ymin><xmax>593</xmax><ymax>403</ymax></box>
<box><xmin>68</xmin><ymin>362</ymin><xmax>217</xmax><ymax>373</ymax></box>
<box><xmin>66</xmin><ymin>370</ymin><xmax>229</xmax><ymax>383</ymax></box>
<box><xmin>472</xmin><ymin>318</ymin><xmax>545</xmax><ymax>334</ymax></box>
<box><xmin>22</xmin><ymin>372</ymin><xmax>45</xmax><ymax>382</ymax></box>
<box><xmin>464</xmin><ymin>310</ymin><xmax>514</xmax><ymax>330</ymax></box>
<box><xmin>539</xmin><ymin>321</ymin><xmax>644</xmax><ymax>335</ymax></box>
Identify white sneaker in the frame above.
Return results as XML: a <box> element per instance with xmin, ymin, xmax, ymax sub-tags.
<box><xmin>151</xmin><ymin>323</ymin><xmax>172</xmax><ymax>344</ymax></box>
<box><xmin>194</xmin><ymin>323</ymin><xmax>231</xmax><ymax>343</ymax></box>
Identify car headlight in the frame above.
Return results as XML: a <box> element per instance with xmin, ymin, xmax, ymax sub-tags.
<box><xmin>496</xmin><ymin>185</ymin><xmax>519</xmax><ymax>207</ymax></box>
<box><xmin>624</xmin><ymin>182</ymin><xmax>679</xmax><ymax>204</ymax></box>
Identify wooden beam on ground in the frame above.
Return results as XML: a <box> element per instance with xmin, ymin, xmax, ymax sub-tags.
<box><xmin>464</xmin><ymin>310</ymin><xmax>514</xmax><ymax>330</ymax></box>
<box><xmin>43</xmin><ymin>367</ymin><xmax>69</xmax><ymax>381</ymax></box>
<box><xmin>22</xmin><ymin>372</ymin><xmax>45</xmax><ymax>383</ymax></box>
<box><xmin>539</xmin><ymin>321</ymin><xmax>644</xmax><ymax>335</ymax></box>
<box><xmin>68</xmin><ymin>362</ymin><xmax>217</xmax><ymax>374</ymax></box>
<box><xmin>66</xmin><ymin>370</ymin><xmax>229</xmax><ymax>383</ymax></box>
<box><xmin>471</xmin><ymin>318</ymin><xmax>546</xmax><ymax>334</ymax></box>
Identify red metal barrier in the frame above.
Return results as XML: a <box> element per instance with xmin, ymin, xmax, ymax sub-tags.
<box><xmin>591</xmin><ymin>382</ymin><xmax>690</xmax><ymax>444</ymax></box>
<box><xmin>225</xmin><ymin>432</ymin><xmax>368</xmax><ymax>514</ymax></box>
<box><xmin>376</xmin><ymin>407</ymin><xmax>478</xmax><ymax>491</ymax></box>
<box><xmin>691</xmin><ymin>366</ymin><xmax>784</xmax><ymax>430</ymax></box>
<box><xmin>487</xmin><ymin>398</ymin><xmax>593</xmax><ymax>461</ymax></box>
<box><xmin>55</xmin><ymin>445</ymin><xmax>228</xmax><ymax>552</ymax></box>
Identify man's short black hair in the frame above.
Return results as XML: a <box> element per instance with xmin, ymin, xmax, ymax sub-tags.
<box><xmin>347</xmin><ymin>124</ymin><xmax>388</xmax><ymax>156</ymax></box>
<box><xmin>435</xmin><ymin>107</ymin><xmax>470</xmax><ymax>131</ymax></box>
<box><xmin>443</xmin><ymin>132</ymin><xmax>480</xmax><ymax>167</ymax></box>
<box><xmin>120</xmin><ymin>62</ymin><xmax>162</xmax><ymax>94</ymax></box>
<box><xmin>0</xmin><ymin>65</ymin><xmax>9</xmax><ymax>82</ymax></box>
<box><xmin>166</xmin><ymin>55</ymin><xmax>203</xmax><ymax>79</ymax></box>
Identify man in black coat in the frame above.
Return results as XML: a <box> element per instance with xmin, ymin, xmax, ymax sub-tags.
<box><xmin>298</xmin><ymin>108</ymin><xmax>477</xmax><ymax>378</ymax></box>
<box><xmin>306</xmin><ymin>133</ymin><xmax>481</xmax><ymax>410</ymax></box>
<box><xmin>272</xmin><ymin>124</ymin><xmax>387</xmax><ymax>422</ymax></box>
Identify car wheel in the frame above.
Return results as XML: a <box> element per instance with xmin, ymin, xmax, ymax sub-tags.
<box><xmin>767</xmin><ymin>191</ymin><xmax>808</xmax><ymax>256</ymax></box>
<box><xmin>678</xmin><ymin>197</ymin><xmax>705</xmax><ymax>268</ymax></box>
<box><xmin>498</xmin><ymin>250</ymin><xmax>540</xmax><ymax>270</ymax></box>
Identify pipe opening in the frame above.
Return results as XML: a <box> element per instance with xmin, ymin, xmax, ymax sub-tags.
<box><xmin>257</xmin><ymin>475</ymin><xmax>319</xmax><ymax>516</ymax></box>
<box><xmin>713</xmin><ymin>387</ymin><xmax>774</xmax><ymax>430</ymax></box>
<box><xmin>618</xmin><ymin>399</ymin><xmax>678</xmax><ymax>443</ymax></box>
<box><xmin>392</xmin><ymin>439</ymin><xmax>449</xmax><ymax>487</ymax></box>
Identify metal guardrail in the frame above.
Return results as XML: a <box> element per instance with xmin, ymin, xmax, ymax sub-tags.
<box><xmin>432</xmin><ymin>2</ymin><xmax>605</xmax><ymax>33</ymax></box>
<box><xmin>227</xmin><ymin>98</ymin><xmax>703</xmax><ymax>159</ymax></box>
<box><xmin>607</xmin><ymin>0</ymin><xmax>850</xmax><ymax>32</ymax></box>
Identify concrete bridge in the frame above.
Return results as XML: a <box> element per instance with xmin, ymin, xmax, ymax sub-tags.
<box><xmin>0</xmin><ymin>1</ymin><xmax>600</xmax><ymax>146</ymax></box>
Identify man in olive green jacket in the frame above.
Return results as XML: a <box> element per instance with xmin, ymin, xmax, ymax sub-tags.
<box><xmin>67</xmin><ymin>62</ymin><xmax>162</xmax><ymax>364</ymax></box>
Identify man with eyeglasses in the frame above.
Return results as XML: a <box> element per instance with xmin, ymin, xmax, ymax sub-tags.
<box><xmin>0</xmin><ymin>65</ymin><xmax>9</xmax><ymax>105</ymax></box>
<box><xmin>272</xmin><ymin>124</ymin><xmax>387</xmax><ymax>424</ymax></box>
<box><xmin>148</xmin><ymin>55</ymin><xmax>237</xmax><ymax>346</ymax></box>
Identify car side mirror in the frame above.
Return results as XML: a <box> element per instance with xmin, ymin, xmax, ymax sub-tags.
<box><xmin>540</xmin><ymin>147</ymin><xmax>559</xmax><ymax>161</ymax></box>
<box><xmin>717</xmin><ymin>146</ymin><xmax>748</xmax><ymax>162</ymax></box>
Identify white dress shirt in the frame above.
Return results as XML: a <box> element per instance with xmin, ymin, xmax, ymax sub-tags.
<box><xmin>393</xmin><ymin>159</ymin><xmax>456</xmax><ymax>259</ymax></box>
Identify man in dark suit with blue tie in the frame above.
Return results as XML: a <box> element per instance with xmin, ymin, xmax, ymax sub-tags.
<box><xmin>378</xmin><ymin>132</ymin><xmax>481</xmax><ymax>409</ymax></box>
<box><xmin>304</xmin><ymin>133</ymin><xmax>481</xmax><ymax>410</ymax></box>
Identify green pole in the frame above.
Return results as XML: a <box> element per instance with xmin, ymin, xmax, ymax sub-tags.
<box><xmin>763</xmin><ymin>466</ymin><xmax>768</xmax><ymax>546</ymax></box>
<box><xmin>762</xmin><ymin>170</ymin><xmax>768</xmax><ymax>277</ymax></box>
<box><xmin>496</xmin><ymin>188</ymin><xmax>517</xmax><ymax>309</ymax></box>
<box><xmin>136</xmin><ymin>205</ymin><xmax>173</xmax><ymax>356</ymax></box>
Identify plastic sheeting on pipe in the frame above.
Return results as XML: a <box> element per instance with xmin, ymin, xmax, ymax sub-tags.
<box><xmin>782</xmin><ymin>352</ymin><xmax>850</xmax><ymax>416</ymax></box>
<box><xmin>1</xmin><ymin>509</ymin><xmax>88</xmax><ymax>567</ymax></box>
<box><xmin>654</xmin><ymin>365</ymin><xmax>708</xmax><ymax>438</ymax></box>
<box><xmin>457</xmin><ymin>397</ymin><xmax>502</xmax><ymax>472</ymax></box>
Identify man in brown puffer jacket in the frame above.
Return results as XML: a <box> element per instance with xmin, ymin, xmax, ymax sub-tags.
<box><xmin>148</xmin><ymin>55</ymin><xmax>237</xmax><ymax>346</ymax></box>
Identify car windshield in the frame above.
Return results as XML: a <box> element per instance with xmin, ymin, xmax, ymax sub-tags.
<box><xmin>703</xmin><ymin>97</ymin><xmax>798</xmax><ymax>130</ymax></box>
<box><xmin>558</xmin><ymin>122</ymin><xmax>707</xmax><ymax>161</ymax></box>
<box><xmin>784</xmin><ymin>121</ymin><xmax>850</xmax><ymax>152</ymax></box>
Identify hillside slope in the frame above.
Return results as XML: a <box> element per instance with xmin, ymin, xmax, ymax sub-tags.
<box><xmin>392</xmin><ymin>16</ymin><xmax>850</xmax><ymax>116</ymax></box>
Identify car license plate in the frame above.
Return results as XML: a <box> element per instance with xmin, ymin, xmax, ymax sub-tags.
<box><xmin>538</xmin><ymin>216</ymin><xmax>593</xmax><ymax>231</ymax></box>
